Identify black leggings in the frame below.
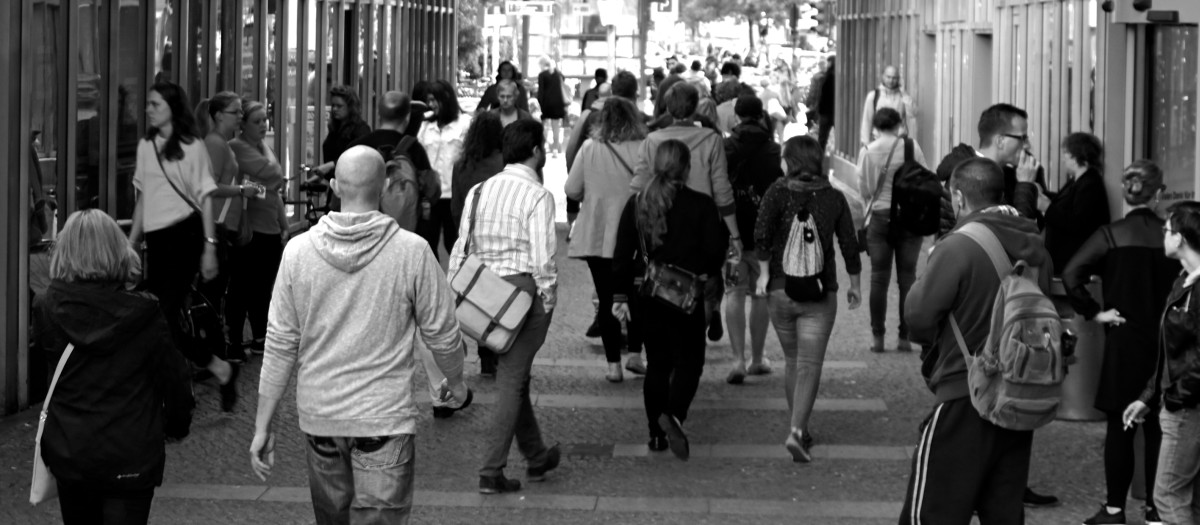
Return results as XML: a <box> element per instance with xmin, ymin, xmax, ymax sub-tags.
<box><xmin>642</xmin><ymin>298</ymin><xmax>706</xmax><ymax>438</ymax></box>
<box><xmin>144</xmin><ymin>214</ymin><xmax>212</xmax><ymax>368</ymax></box>
<box><xmin>1105</xmin><ymin>410</ymin><xmax>1162</xmax><ymax>509</ymax></box>
<box><xmin>58</xmin><ymin>480</ymin><xmax>154</xmax><ymax>525</ymax></box>
<box><xmin>585</xmin><ymin>257</ymin><xmax>641</xmax><ymax>362</ymax></box>
<box><xmin>226</xmin><ymin>233</ymin><xmax>283</xmax><ymax>348</ymax></box>
<box><xmin>417</xmin><ymin>199</ymin><xmax>458</xmax><ymax>261</ymax></box>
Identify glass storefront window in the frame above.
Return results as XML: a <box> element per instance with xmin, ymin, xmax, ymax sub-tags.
<box><xmin>30</xmin><ymin>1</ymin><xmax>60</xmax><ymax>223</ymax></box>
<box><xmin>76</xmin><ymin>0</ymin><xmax>104</xmax><ymax>211</ymax></box>
<box><xmin>1149</xmin><ymin>25</ymin><xmax>1198</xmax><ymax>204</ymax></box>
<box><xmin>155</xmin><ymin>0</ymin><xmax>177</xmax><ymax>83</ymax></box>
<box><xmin>117</xmin><ymin>0</ymin><xmax>146</xmax><ymax>219</ymax></box>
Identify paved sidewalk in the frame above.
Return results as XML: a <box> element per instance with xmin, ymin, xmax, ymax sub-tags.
<box><xmin>0</xmin><ymin>218</ymin><xmax>1128</xmax><ymax>524</ymax></box>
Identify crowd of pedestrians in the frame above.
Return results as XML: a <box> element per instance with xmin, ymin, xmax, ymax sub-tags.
<box><xmin>27</xmin><ymin>53</ymin><xmax>1200</xmax><ymax>525</ymax></box>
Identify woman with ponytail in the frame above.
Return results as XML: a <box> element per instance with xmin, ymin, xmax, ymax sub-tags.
<box><xmin>1064</xmin><ymin>161</ymin><xmax>1173</xmax><ymax>525</ymax></box>
<box><xmin>611</xmin><ymin>140</ymin><xmax>728</xmax><ymax>460</ymax></box>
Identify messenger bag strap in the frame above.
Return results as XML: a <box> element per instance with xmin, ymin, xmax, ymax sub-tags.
<box><xmin>634</xmin><ymin>193</ymin><xmax>649</xmax><ymax>266</ymax></box>
<box><xmin>37</xmin><ymin>343</ymin><xmax>77</xmax><ymax>435</ymax></box>
<box><xmin>864</xmin><ymin>137</ymin><xmax>902</xmax><ymax>225</ymax></box>
<box><xmin>605</xmin><ymin>142</ymin><xmax>635</xmax><ymax>178</ymax></box>
<box><xmin>152</xmin><ymin>141</ymin><xmax>204</xmax><ymax>217</ymax></box>
<box><xmin>465</xmin><ymin>183</ymin><xmax>485</xmax><ymax>256</ymax></box>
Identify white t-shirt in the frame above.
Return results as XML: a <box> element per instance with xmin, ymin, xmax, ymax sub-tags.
<box><xmin>133</xmin><ymin>137</ymin><xmax>218</xmax><ymax>232</ymax></box>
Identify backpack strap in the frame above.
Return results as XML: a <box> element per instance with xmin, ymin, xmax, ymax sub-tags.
<box><xmin>395</xmin><ymin>134</ymin><xmax>416</xmax><ymax>156</ymax></box>
<box><xmin>948</xmin><ymin>222</ymin><xmax>1013</xmax><ymax>362</ymax></box>
<box><xmin>464</xmin><ymin>183</ymin><xmax>484</xmax><ymax>256</ymax></box>
<box><xmin>872</xmin><ymin>89</ymin><xmax>880</xmax><ymax>112</ymax></box>
<box><xmin>903</xmin><ymin>137</ymin><xmax>913</xmax><ymax>163</ymax></box>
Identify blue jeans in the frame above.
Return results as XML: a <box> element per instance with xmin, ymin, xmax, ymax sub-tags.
<box><xmin>866</xmin><ymin>210</ymin><xmax>923</xmax><ymax>339</ymax></box>
<box><xmin>1155</xmin><ymin>407</ymin><xmax>1200</xmax><ymax>523</ymax></box>
<box><xmin>767</xmin><ymin>290</ymin><xmax>837</xmax><ymax>431</ymax></box>
<box><xmin>480</xmin><ymin>275</ymin><xmax>554</xmax><ymax>477</ymax></box>
<box><xmin>305</xmin><ymin>434</ymin><xmax>416</xmax><ymax>525</ymax></box>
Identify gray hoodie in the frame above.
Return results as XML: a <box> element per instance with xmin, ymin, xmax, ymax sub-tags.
<box><xmin>631</xmin><ymin>123</ymin><xmax>735</xmax><ymax>218</ymax></box>
<box><xmin>260</xmin><ymin>211</ymin><xmax>464</xmax><ymax>437</ymax></box>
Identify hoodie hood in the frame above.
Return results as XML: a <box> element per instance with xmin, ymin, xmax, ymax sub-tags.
<box><xmin>655</xmin><ymin>124</ymin><xmax>722</xmax><ymax>151</ymax></box>
<box><xmin>309</xmin><ymin>211</ymin><xmax>400</xmax><ymax>273</ymax></box>
<box><xmin>936</xmin><ymin>143</ymin><xmax>978</xmax><ymax>183</ymax></box>
<box><xmin>40</xmin><ymin>280</ymin><xmax>161</xmax><ymax>355</ymax></box>
<box><xmin>958</xmin><ymin>209</ymin><xmax>1050</xmax><ymax>271</ymax></box>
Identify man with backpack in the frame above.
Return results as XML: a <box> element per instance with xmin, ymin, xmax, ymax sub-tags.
<box><xmin>858</xmin><ymin>65</ymin><xmax>917</xmax><ymax>149</ymax></box>
<box><xmin>722</xmin><ymin>95</ymin><xmax>783</xmax><ymax>384</ymax></box>
<box><xmin>856</xmin><ymin>107</ymin><xmax>934</xmax><ymax>354</ymax></box>
<box><xmin>348</xmin><ymin>90</ymin><xmax>440</xmax><ymax>233</ymax></box>
<box><xmin>899</xmin><ymin>157</ymin><xmax>1058</xmax><ymax>524</ymax></box>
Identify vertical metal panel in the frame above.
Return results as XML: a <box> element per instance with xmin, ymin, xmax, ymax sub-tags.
<box><xmin>334</xmin><ymin>0</ymin><xmax>345</xmax><ymax>88</ymax></box>
<box><xmin>316</xmin><ymin>0</ymin><xmax>328</xmax><ymax>162</ymax></box>
<box><xmin>256</xmin><ymin>0</ymin><xmax>268</xmax><ymax>102</ymax></box>
<box><xmin>274</xmin><ymin>0</ymin><xmax>289</xmax><ymax>164</ymax></box>
<box><xmin>61</xmin><ymin>0</ymin><xmax>79</xmax><ymax>214</ymax></box>
<box><xmin>105</xmin><ymin>0</ymin><xmax>121</xmax><ymax>213</ymax></box>
<box><xmin>362</xmin><ymin>0</ymin><xmax>375</xmax><ymax>123</ymax></box>
<box><xmin>2</xmin><ymin>0</ymin><xmax>23</xmax><ymax>413</ymax></box>
<box><xmin>296</xmin><ymin>0</ymin><xmax>309</xmax><ymax>176</ymax></box>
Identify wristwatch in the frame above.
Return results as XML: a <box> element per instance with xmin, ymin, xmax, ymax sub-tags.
<box><xmin>204</xmin><ymin>236</ymin><xmax>220</xmax><ymax>246</ymax></box>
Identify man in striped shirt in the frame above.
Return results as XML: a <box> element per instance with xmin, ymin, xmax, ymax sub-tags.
<box><xmin>447</xmin><ymin>119</ymin><xmax>561</xmax><ymax>494</ymax></box>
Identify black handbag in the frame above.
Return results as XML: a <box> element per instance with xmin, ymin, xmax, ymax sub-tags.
<box><xmin>634</xmin><ymin>195</ymin><xmax>701</xmax><ymax>314</ymax></box>
<box><xmin>179</xmin><ymin>276</ymin><xmax>226</xmax><ymax>356</ymax></box>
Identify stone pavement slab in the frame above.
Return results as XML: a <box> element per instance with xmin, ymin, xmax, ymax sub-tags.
<box><xmin>416</xmin><ymin>393</ymin><xmax>888</xmax><ymax>411</ymax></box>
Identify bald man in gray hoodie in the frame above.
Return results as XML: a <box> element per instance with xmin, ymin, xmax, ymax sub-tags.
<box><xmin>250</xmin><ymin>146</ymin><xmax>470</xmax><ymax>524</ymax></box>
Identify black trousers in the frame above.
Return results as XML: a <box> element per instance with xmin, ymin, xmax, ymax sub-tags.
<box><xmin>817</xmin><ymin>114</ymin><xmax>834</xmax><ymax>150</ymax></box>
<box><xmin>641</xmin><ymin>298</ymin><xmax>706</xmax><ymax>438</ymax></box>
<box><xmin>586</xmin><ymin>257</ymin><xmax>641</xmax><ymax>362</ymax></box>
<box><xmin>899</xmin><ymin>397</ymin><xmax>1032</xmax><ymax>525</ymax></box>
<box><xmin>417</xmin><ymin>198</ymin><xmax>457</xmax><ymax>261</ymax></box>
<box><xmin>145</xmin><ymin>214</ymin><xmax>212</xmax><ymax>368</ymax></box>
<box><xmin>57</xmin><ymin>479</ymin><xmax>154</xmax><ymax>525</ymax></box>
<box><xmin>1105</xmin><ymin>410</ymin><xmax>1163</xmax><ymax>509</ymax></box>
<box><xmin>226</xmin><ymin>233</ymin><xmax>283</xmax><ymax>348</ymax></box>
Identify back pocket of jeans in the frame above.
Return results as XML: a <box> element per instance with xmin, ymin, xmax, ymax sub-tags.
<box><xmin>351</xmin><ymin>436</ymin><xmax>407</xmax><ymax>470</ymax></box>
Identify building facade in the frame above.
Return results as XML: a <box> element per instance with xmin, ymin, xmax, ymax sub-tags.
<box><xmin>0</xmin><ymin>0</ymin><xmax>459</xmax><ymax>414</ymax></box>
<box><xmin>832</xmin><ymin>0</ymin><xmax>1197</xmax><ymax>219</ymax></box>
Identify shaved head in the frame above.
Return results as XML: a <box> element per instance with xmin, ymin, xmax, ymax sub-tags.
<box><xmin>333</xmin><ymin>145</ymin><xmax>386</xmax><ymax>209</ymax></box>
<box><xmin>378</xmin><ymin>91</ymin><xmax>411</xmax><ymax>125</ymax></box>
<box><xmin>950</xmin><ymin>157</ymin><xmax>1005</xmax><ymax>213</ymax></box>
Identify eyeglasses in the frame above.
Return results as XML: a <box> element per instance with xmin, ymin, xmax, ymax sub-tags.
<box><xmin>1001</xmin><ymin>133</ymin><xmax>1030</xmax><ymax>144</ymax></box>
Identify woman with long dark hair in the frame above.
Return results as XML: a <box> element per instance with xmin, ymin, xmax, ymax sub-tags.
<box><xmin>612</xmin><ymin>140</ymin><xmax>728</xmax><ymax>460</ymax></box>
<box><xmin>1067</xmin><ymin>161</ymin><xmax>1171</xmax><ymax>525</ymax></box>
<box><xmin>450</xmin><ymin>111</ymin><xmax>505</xmax><ymax>232</ymax></box>
<box><xmin>476</xmin><ymin>60</ymin><xmax>530</xmax><ymax>114</ymax></box>
<box><xmin>755</xmin><ymin>135</ymin><xmax>861</xmax><ymax>462</ymax></box>
<box><xmin>195</xmin><ymin>91</ymin><xmax>260</xmax><ymax>363</ymax></box>
<box><xmin>229</xmin><ymin>100</ymin><xmax>289</xmax><ymax>357</ymax></box>
<box><xmin>418</xmin><ymin>79</ymin><xmax>472</xmax><ymax>259</ymax></box>
<box><xmin>320</xmin><ymin>85</ymin><xmax>371</xmax><ymax>168</ymax></box>
<box><xmin>449</xmin><ymin>111</ymin><xmax>506</xmax><ymax>376</ymax></box>
<box><xmin>34</xmin><ymin>209</ymin><xmax>194</xmax><ymax>525</ymax></box>
<box><xmin>568</xmin><ymin>97</ymin><xmax>650</xmax><ymax>382</ymax></box>
<box><xmin>128</xmin><ymin>81</ymin><xmax>238</xmax><ymax>411</ymax></box>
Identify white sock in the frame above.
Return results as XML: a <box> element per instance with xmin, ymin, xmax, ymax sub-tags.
<box><xmin>1106</xmin><ymin>506</ymin><xmax>1122</xmax><ymax>514</ymax></box>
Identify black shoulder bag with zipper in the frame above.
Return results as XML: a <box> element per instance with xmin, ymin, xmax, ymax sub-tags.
<box><xmin>633</xmin><ymin>193</ymin><xmax>702</xmax><ymax>315</ymax></box>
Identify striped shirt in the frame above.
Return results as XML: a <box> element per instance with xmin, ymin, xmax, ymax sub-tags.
<box><xmin>448</xmin><ymin>164</ymin><xmax>558</xmax><ymax>309</ymax></box>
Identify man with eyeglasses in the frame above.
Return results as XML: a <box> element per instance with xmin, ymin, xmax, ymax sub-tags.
<box><xmin>934</xmin><ymin>103</ymin><xmax>1047</xmax><ymax>238</ymax></box>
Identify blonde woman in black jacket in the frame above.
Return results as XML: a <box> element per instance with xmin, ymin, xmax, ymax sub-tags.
<box><xmin>33</xmin><ymin>209</ymin><xmax>194</xmax><ymax>525</ymax></box>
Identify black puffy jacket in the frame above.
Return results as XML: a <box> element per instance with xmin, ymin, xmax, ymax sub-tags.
<box><xmin>1141</xmin><ymin>273</ymin><xmax>1200</xmax><ymax>412</ymax></box>
<box><xmin>33</xmin><ymin>280</ymin><xmax>194</xmax><ymax>490</ymax></box>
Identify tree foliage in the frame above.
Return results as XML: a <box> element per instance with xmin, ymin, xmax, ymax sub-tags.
<box><xmin>456</xmin><ymin>0</ymin><xmax>489</xmax><ymax>77</ymax></box>
<box><xmin>680</xmin><ymin>0</ymin><xmax>791</xmax><ymax>29</ymax></box>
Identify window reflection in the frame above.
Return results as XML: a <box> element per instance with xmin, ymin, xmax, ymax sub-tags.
<box><xmin>77</xmin><ymin>0</ymin><xmax>103</xmax><ymax>211</ymax></box>
<box><xmin>30</xmin><ymin>0</ymin><xmax>60</xmax><ymax>213</ymax></box>
<box><xmin>1150</xmin><ymin>25</ymin><xmax>1198</xmax><ymax>205</ymax></box>
<box><xmin>117</xmin><ymin>0</ymin><xmax>145</xmax><ymax>219</ymax></box>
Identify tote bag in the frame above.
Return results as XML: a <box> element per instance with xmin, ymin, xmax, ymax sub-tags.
<box><xmin>31</xmin><ymin>343</ymin><xmax>76</xmax><ymax>505</ymax></box>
